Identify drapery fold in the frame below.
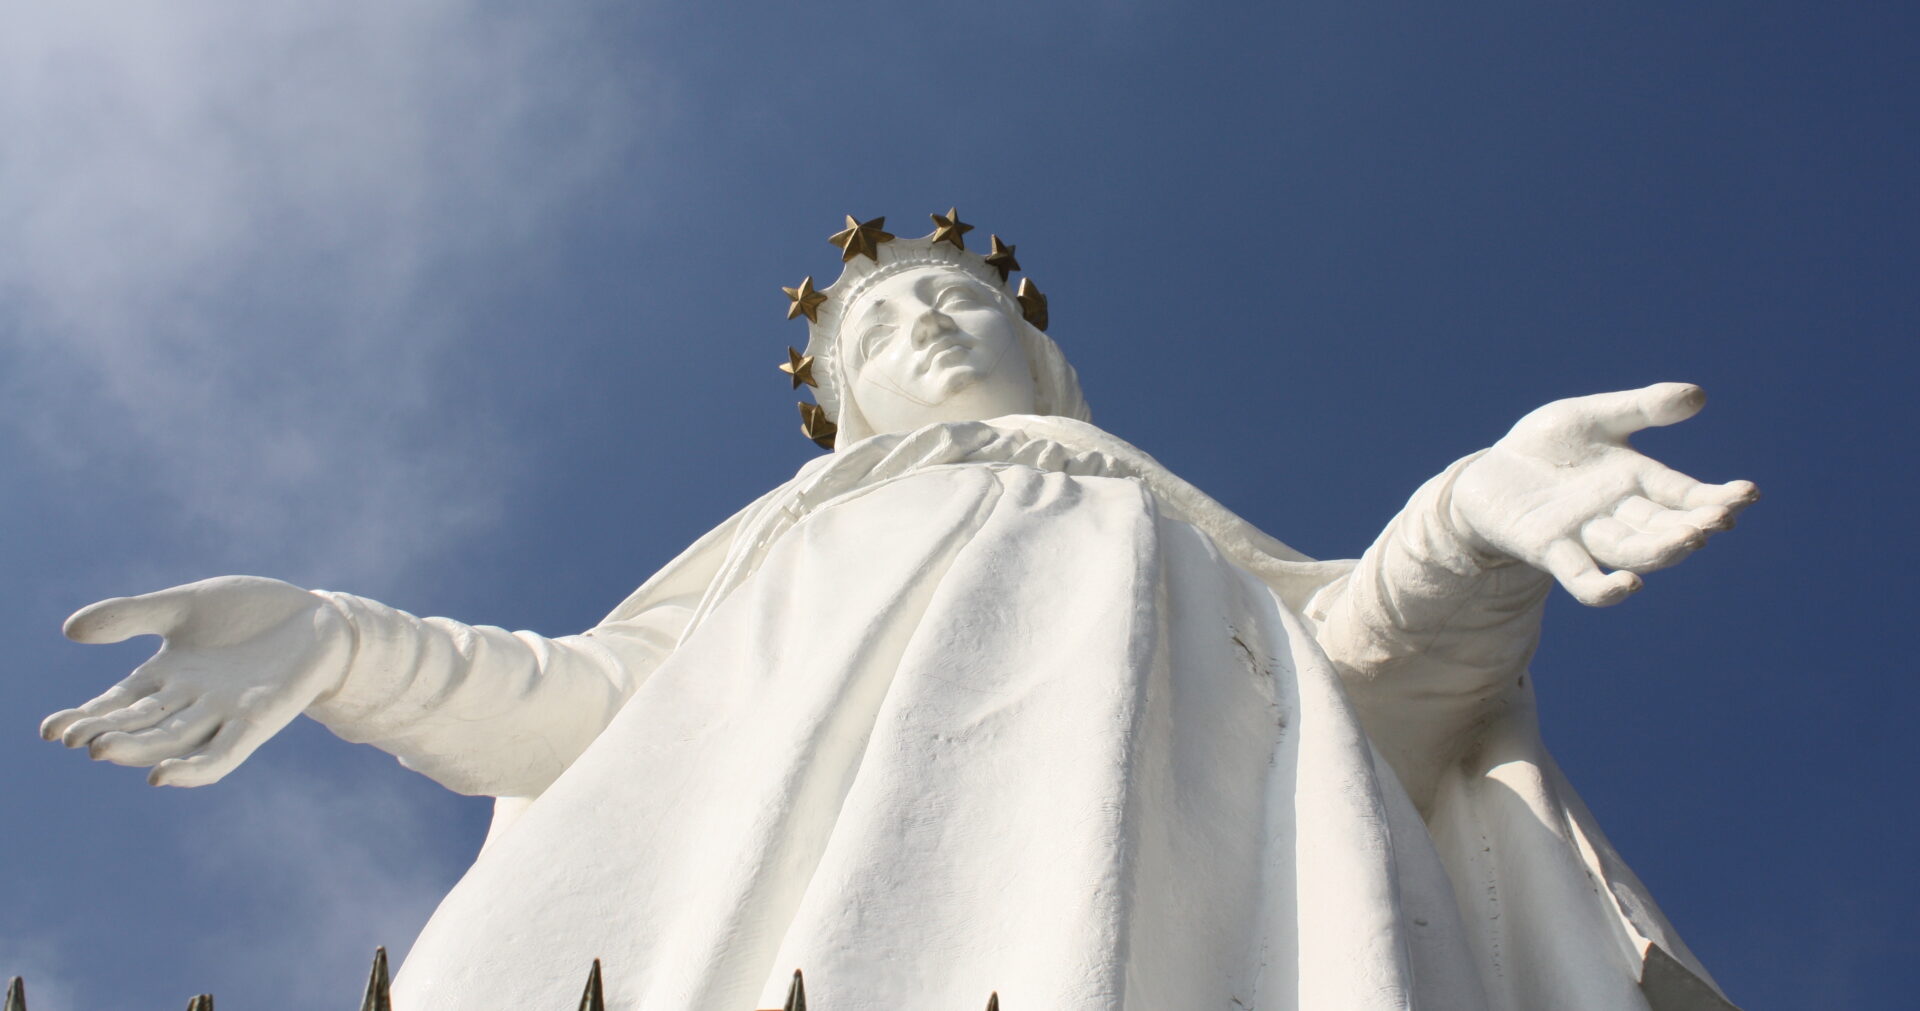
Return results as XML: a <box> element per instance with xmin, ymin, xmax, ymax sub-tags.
<box><xmin>365</xmin><ymin>460</ymin><xmax>1722</xmax><ymax>1009</ymax></box>
<box><xmin>306</xmin><ymin>418</ymin><xmax>1732</xmax><ymax>1010</ymax></box>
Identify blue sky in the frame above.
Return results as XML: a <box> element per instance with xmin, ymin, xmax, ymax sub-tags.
<box><xmin>1</xmin><ymin>1</ymin><xmax>1913</xmax><ymax>1007</ymax></box>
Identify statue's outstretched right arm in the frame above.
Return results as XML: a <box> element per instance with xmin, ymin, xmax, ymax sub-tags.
<box><xmin>1309</xmin><ymin>384</ymin><xmax>1758</xmax><ymax>810</ymax></box>
<box><xmin>42</xmin><ymin>575</ymin><xmax>692</xmax><ymax>797</ymax></box>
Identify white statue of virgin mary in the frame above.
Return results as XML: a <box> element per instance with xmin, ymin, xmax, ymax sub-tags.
<box><xmin>42</xmin><ymin>213</ymin><xmax>1756</xmax><ymax>1011</ymax></box>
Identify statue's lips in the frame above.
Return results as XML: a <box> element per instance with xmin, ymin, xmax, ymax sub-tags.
<box><xmin>919</xmin><ymin>341</ymin><xmax>973</xmax><ymax>369</ymax></box>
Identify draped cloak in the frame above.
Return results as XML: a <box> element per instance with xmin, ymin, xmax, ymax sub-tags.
<box><xmin>305</xmin><ymin>417</ymin><xmax>1738</xmax><ymax>1011</ymax></box>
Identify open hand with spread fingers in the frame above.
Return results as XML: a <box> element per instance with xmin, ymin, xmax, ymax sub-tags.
<box><xmin>39</xmin><ymin>575</ymin><xmax>352</xmax><ymax>787</ymax></box>
<box><xmin>1449</xmin><ymin>383</ymin><xmax>1759</xmax><ymax>607</ymax></box>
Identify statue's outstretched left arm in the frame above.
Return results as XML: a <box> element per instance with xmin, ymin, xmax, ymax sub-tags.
<box><xmin>1309</xmin><ymin>383</ymin><xmax>1758</xmax><ymax>809</ymax></box>
<box><xmin>41</xmin><ymin>578</ymin><xmax>692</xmax><ymax>797</ymax></box>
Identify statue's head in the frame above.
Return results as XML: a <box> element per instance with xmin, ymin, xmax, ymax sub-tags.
<box><xmin>787</xmin><ymin>213</ymin><xmax>1090</xmax><ymax>448</ymax></box>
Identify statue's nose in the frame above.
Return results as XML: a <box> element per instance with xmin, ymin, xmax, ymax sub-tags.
<box><xmin>910</xmin><ymin>307</ymin><xmax>957</xmax><ymax>348</ymax></box>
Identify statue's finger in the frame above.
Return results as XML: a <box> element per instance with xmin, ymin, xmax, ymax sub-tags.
<box><xmin>1636</xmin><ymin>461</ymin><xmax>1756</xmax><ymax>512</ymax></box>
<box><xmin>148</xmin><ymin>718</ymin><xmax>259</xmax><ymax>788</ymax></box>
<box><xmin>90</xmin><ymin>705</ymin><xmax>222</xmax><ymax>767</ymax></box>
<box><xmin>41</xmin><ymin>680</ymin><xmax>159</xmax><ymax>742</ymax></box>
<box><xmin>1613</xmin><ymin>495</ymin><xmax>1664</xmax><ymax>530</ymax></box>
<box><xmin>1636</xmin><ymin>460</ymin><xmax>1708</xmax><ymax>510</ymax></box>
<box><xmin>56</xmin><ymin>689</ymin><xmax>187</xmax><ymax>748</ymax></box>
<box><xmin>1614</xmin><ymin>496</ymin><xmax>1735</xmax><ymax>534</ymax></box>
<box><xmin>63</xmin><ymin>588</ymin><xmax>196</xmax><ymax>644</ymax></box>
<box><xmin>1686</xmin><ymin>479</ymin><xmax>1759</xmax><ymax>512</ymax></box>
<box><xmin>1581</xmin><ymin>517</ymin><xmax>1651</xmax><ymax>558</ymax></box>
<box><xmin>1541</xmin><ymin>538</ymin><xmax>1642</xmax><ymax>607</ymax></box>
<box><xmin>1559</xmin><ymin>383</ymin><xmax>1707</xmax><ymax>441</ymax></box>
<box><xmin>1678</xmin><ymin>503</ymin><xmax>1737</xmax><ymax>532</ymax></box>
<box><xmin>1582</xmin><ymin>516</ymin><xmax>1706</xmax><ymax>574</ymax></box>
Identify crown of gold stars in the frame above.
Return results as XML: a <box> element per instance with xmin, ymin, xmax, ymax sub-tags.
<box><xmin>775</xmin><ymin>208</ymin><xmax>1054</xmax><ymax>451</ymax></box>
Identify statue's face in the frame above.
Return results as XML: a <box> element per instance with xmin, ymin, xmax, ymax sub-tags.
<box><xmin>841</xmin><ymin>267</ymin><xmax>1038</xmax><ymax>436</ymax></box>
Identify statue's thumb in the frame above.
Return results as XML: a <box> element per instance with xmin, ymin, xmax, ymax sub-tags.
<box><xmin>63</xmin><ymin>592</ymin><xmax>186</xmax><ymax>644</ymax></box>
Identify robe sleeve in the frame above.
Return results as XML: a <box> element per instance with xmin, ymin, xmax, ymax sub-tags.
<box><xmin>301</xmin><ymin>593</ymin><xmax>695</xmax><ymax>798</ymax></box>
<box><xmin>293</xmin><ymin>487</ymin><xmax>776</xmax><ymax>799</ymax></box>
<box><xmin>1304</xmin><ymin>453</ymin><xmax>1555</xmax><ymax>809</ymax></box>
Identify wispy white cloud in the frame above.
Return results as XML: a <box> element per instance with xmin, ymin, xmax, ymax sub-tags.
<box><xmin>189</xmin><ymin>768</ymin><xmax>475</xmax><ymax>1008</ymax></box>
<box><xmin>0</xmin><ymin>0</ymin><xmax>650</xmax><ymax>587</ymax></box>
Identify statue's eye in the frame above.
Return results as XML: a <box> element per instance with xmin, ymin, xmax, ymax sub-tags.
<box><xmin>937</xmin><ymin>287</ymin><xmax>983</xmax><ymax>311</ymax></box>
<box><xmin>858</xmin><ymin>323</ymin><xmax>897</xmax><ymax>362</ymax></box>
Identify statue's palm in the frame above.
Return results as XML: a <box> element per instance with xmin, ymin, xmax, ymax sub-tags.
<box><xmin>39</xmin><ymin>576</ymin><xmax>349</xmax><ymax>786</ymax></box>
<box><xmin>1452</xmin><ymin>383</ymin><xmax>1759</xmax><ymax>607</ymax></box>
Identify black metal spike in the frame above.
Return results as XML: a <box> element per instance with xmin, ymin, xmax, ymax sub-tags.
<box><xmin>782</xmin><ymin>969</ymin><xmax>806</xmax><ymax>1011</ymax></box>
<box><xmin>576</xmin><ymin>959</ymin><xmax>605</xmax><ymax>1011</ymax></box>
<box><xmin>985</xmin><ymin>992</ymin><xmax>1000</xmax><ymax>1011</ymax></box>
<box><xmin>359</xmin><ymin>947</ymin><xmax>391</xmax><ymax>1011</ymax></box>
<box><xmin>5</xmin><ymin>976</ymin><xmax>24</xmax><ymax>1011</ymax></box>
<box><xmin>185</xmin><ymin>996</ymin><xmax>213</xmax><ymax>1011</ymax></box>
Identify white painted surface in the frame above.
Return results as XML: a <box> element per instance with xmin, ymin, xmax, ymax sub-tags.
<box><xmin>43</xmin><ymin>243</ymin><xmax>1755</xmax><ymax>1009</ymax></box>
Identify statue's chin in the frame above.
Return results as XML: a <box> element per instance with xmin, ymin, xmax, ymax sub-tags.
<box><xmin>855</xmin><ymin>365</ymin><xmax>1035</xmax><ymax>435</ymax></box>
<box><xmin>930</xmin><ymin>372</ymin><xmax>1043</xmax><ymax>424</ymax></box>
<box><xmin>926</xmin><ymin>364</ymin><xmax>986</xmax><ymax>399</ymax></box>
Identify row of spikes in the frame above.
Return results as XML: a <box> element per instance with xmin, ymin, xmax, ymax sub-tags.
<box><xmin>781</xmin><ymin>209</ymin><xmax>1051</xmax><ymax>451</ymax></box>
<box><xmin>4</xmin><ymin>954</ymin><xmax>1005</xmax><ymax>1011</ymax></box>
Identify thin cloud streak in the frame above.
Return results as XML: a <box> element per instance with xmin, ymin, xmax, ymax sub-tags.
<box><xmin>0</xmin><ymin>0</ymin><xmax>651</xmax><ymax>587</ymax></box>
<box><xmin>190</xmin><ymin>770</ymin><xmax>470</xmax><ymax>1008</ymax></box>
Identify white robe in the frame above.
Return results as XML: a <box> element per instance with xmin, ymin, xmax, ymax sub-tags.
<box><xmin>306</xmin><ymin>418</ymin><xmax>1736</xmax><ymax>1011</ymax></box>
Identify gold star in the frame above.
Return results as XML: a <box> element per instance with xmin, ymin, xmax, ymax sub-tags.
<box><xmin>983</xmin><ymin>234</ymin><xmax>1020</xmax><ymax>280</ymax></box>
<box><xmin>798</xmin><ymin>401</ymin><xmax>838</xmax><ymax>450</ymax></box>
<box><xmin>828</xmin><ymin>215</ymin><xmax>895</xmax><ymax>262</ymax></box>
<box><xmin>781</xmin><ymin>275</ymin><xmax>827</xmax><ymax>322</ymax></box>
<box><xmin>929</xmin><ymin>207</ymin><xmax>974</xmax><ymax>250</ymax></box>
<box><xmin>1016</xmin><ymin>278</ymin><xmax>1049</xmax><ymax>331</ymax></box>
<box><xmin>779</xmin><ymin>346</ymin><xmax>817</xmax><ymax>389</ymax></box>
